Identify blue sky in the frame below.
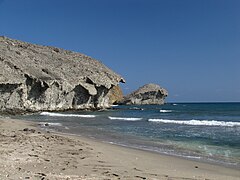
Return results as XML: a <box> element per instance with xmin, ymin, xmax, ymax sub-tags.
<box><xmin>0</xmin><ymin>0</ymin><xmax>239</xmax><ymax>102</ymax></box>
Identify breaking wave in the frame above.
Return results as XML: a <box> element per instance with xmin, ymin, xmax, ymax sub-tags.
<box><xmin>148</xmin><ymin>119</ymin><xmax>240</xmax><ymax>127</ymax></box>
<box><xmin>111</xmin><ymin>105</ymin><xmax>119</xmax><ymax>107</ymax></box>
<box><xmin>40</xmin><ymin>112</ymin><xmax>96</xmax><ymax>118</ymax></box>
<box><xmin>160</xmin><ymin>110</ymin><xmax>172</xmax><ymax>113</ymax></box>
<box><xmin>108</xmin><ymin>116</ymin><xmax>142</xmax><ymax>121</ymax></box>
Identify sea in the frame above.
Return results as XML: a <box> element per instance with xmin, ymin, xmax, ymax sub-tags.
<box><xmin>16</xmin><ymin>103</ymin><xmax>240</xmax><ymax>168</ymax></box>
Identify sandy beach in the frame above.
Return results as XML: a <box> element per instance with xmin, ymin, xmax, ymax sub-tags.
<box><xmin>0</xmin><ymin>117</ymin><xmax>239</xmax><ymax>180</ymax></box>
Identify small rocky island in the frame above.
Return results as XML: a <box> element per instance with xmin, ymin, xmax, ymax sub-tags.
<box><xmin>0</xmin><ymin>36</ymin><xmax>125</xmax><ymax>114</ymax></box>
<box><xmin>120</xmin><ymin>83</ymin><xmax>168</xmax><ymax>105</ymax></box>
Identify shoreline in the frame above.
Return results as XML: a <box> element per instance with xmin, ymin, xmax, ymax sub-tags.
<box><xmin>51</xmin><ymin>128</ymin><xmax>240</xmax><ymax>171</ymax></box>
<box><xmin>0</xmin><ymin>117</ymin><xmax>239</xmax><ymax>179</ymax></box>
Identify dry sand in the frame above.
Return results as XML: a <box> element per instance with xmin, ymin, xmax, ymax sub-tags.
<box><xmin>0</xmin><ymin>117</ymin><xmax>239</xmax><ymax>180</ymax></box>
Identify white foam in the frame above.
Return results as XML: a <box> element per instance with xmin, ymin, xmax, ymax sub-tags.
<box><xmin>160</xmin><ymin>110</ymin><xmax>172</xmax><ymax>113</ymax></box>
<box><xmin>131</xmin><ymin>107</ymin><xmax>141</xmax><ymax>109</ymax></box>
<box><xmin>111</xmin><ymin>105</ymin><xmax>119</xmax><ymax>107</ymax></box>
<box><xmin>40</xmin><ymin>112</ymin><xmax>96</xmax><ymax>118</ymax></box>
<box><xmin>148</xmin><ymin>119</ymin><xmax>240</xmax><ymax>127</ymax></box>
<box><xmin>173</xmin><ymin>104</ymin><xmax>177</xmax><ymax>106</ymax></box>
<box><xmin>108</xmin><ymin>116</ymin><xmax>142</xmax><ymax>121</ymax></box>
<box><xmin>39</xmin><ymin>122</ymin><xmax>63</xmax><ymax>126</ymax></box>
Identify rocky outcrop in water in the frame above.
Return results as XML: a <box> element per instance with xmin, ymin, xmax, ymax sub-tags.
<box><xmin>0</xmin><ymin>36</ymin><xmax>125</xmax><ymax>114</ymax></box>
<box><xmin>120</xmin><ymin>83</ymin><xmax>168</xmax><ymax>105</ymax></box>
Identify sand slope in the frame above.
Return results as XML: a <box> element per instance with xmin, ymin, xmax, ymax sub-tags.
<box><xmin>0</xmin><ymin>118</ymin><xmax>239</xmax><ymax>180</ymax></box>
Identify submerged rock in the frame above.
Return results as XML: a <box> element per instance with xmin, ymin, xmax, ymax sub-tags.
<box><xmin>120</xmin><ymin>83</ymin><xmax>168</xmax><ymax>105</ymax></box>
<box><xmin>0</xmin><ymin>36</ymin><xmax>125</xmax><ymax>114</ymax></box>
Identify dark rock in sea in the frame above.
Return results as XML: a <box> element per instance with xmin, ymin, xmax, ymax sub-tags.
<box><xmin>120</xmin><ymin>83</ymin><xmax>168</xmax><ymax>105</ymax></box>
<box><xmin>0</xmin><ymin>36</ymin><xmax>125</xmax><ymax>114</ymax></box>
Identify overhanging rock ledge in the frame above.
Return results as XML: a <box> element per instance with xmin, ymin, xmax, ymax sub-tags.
<box><xmin>0</xmin><ymin>36</ymin><xmax>125</xmax><ymax>114</ymax></box>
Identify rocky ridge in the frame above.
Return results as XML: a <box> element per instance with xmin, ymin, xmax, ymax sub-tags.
<box><xmin>120</xmin><ymin>83</ymin><xmax>168</xmax><ymax>105</ymax></box>
<box><xmin>0</xmin><ymin>36</ymin><xmax>125</xmax><ymax>114</ymax></box>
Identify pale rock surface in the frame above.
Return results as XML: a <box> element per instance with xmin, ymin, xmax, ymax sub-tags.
<box><xmin>108</xmin><ymin>85</ymin><xmax>123</xmax><ymax>104</ymax></box>
<box><xmin>0</xmin><ymin>36</ymin><xmax>125</xmax><ymax>114</ymax></box>
<box><xmin>120</xmin><ymin>83</ymin><xmax>168</xmax><ymax>105</ymax></box>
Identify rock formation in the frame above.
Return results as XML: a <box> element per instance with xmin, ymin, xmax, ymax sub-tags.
<box><xmin>108</xmin><ymin>85</ymin><xmax>123</xmax><ymax>104</ymax></box>
<box><xmin>120</xmin><ymin>83</ymin><xmax>168</xmax><ymax>105</ymax></box>
<box><xmin>0</xmin><ymin>36</ymin><xmax>125</xmax><ymax>114</ymax></box>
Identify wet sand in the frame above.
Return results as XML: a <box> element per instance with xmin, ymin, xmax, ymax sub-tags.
<box><xmin>0</xmin><ymin>117</ymin><xmax>239</xmax><ymax>180</ymax></box>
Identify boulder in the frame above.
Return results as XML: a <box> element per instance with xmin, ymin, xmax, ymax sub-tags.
<box><xmin>0</xmin><ymin>36</ymin><xmax>125</xmax><ymax>114</ymax></box>
<box><xmin>120</xmin><ymin>83</ymin><xmax>168</xmax><ymax>105</ymax></box>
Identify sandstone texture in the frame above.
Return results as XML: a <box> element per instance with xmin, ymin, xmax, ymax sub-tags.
<box><xmin>0</xmin><ymin>36</ymin><xmax>125</xmax><ymax>114</ymax></box>
<box><xmin>120</xmin><ymin>83</ymin><xmax>168</xmax><ymax>105</ymax></box>
<box><xmin>108</xmin><ymin>85</ymin><xmax>123</xmax><ymax>104</ymax></box>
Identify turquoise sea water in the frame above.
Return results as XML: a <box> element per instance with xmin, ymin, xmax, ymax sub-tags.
<box><xmin>18</xmin><ymin>103</ymin><xmax>240</xmax><ymax>168</ymax></box>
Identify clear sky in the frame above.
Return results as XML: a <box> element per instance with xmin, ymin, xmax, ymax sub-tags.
<box><xmin>0</xmin><ymin>0</ymin><xmax>239</xmax><ymax>102</ymax></box>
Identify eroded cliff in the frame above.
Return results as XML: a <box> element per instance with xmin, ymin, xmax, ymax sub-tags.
<box><xmin>120</xmin><ymin>83</ymin><xmax>168</xmax><ymax>105</ymax></box>
<box><xmin>0</xmin><ymin>36</ymin><xmax>125</xmax><ymax>114</ymax></box>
